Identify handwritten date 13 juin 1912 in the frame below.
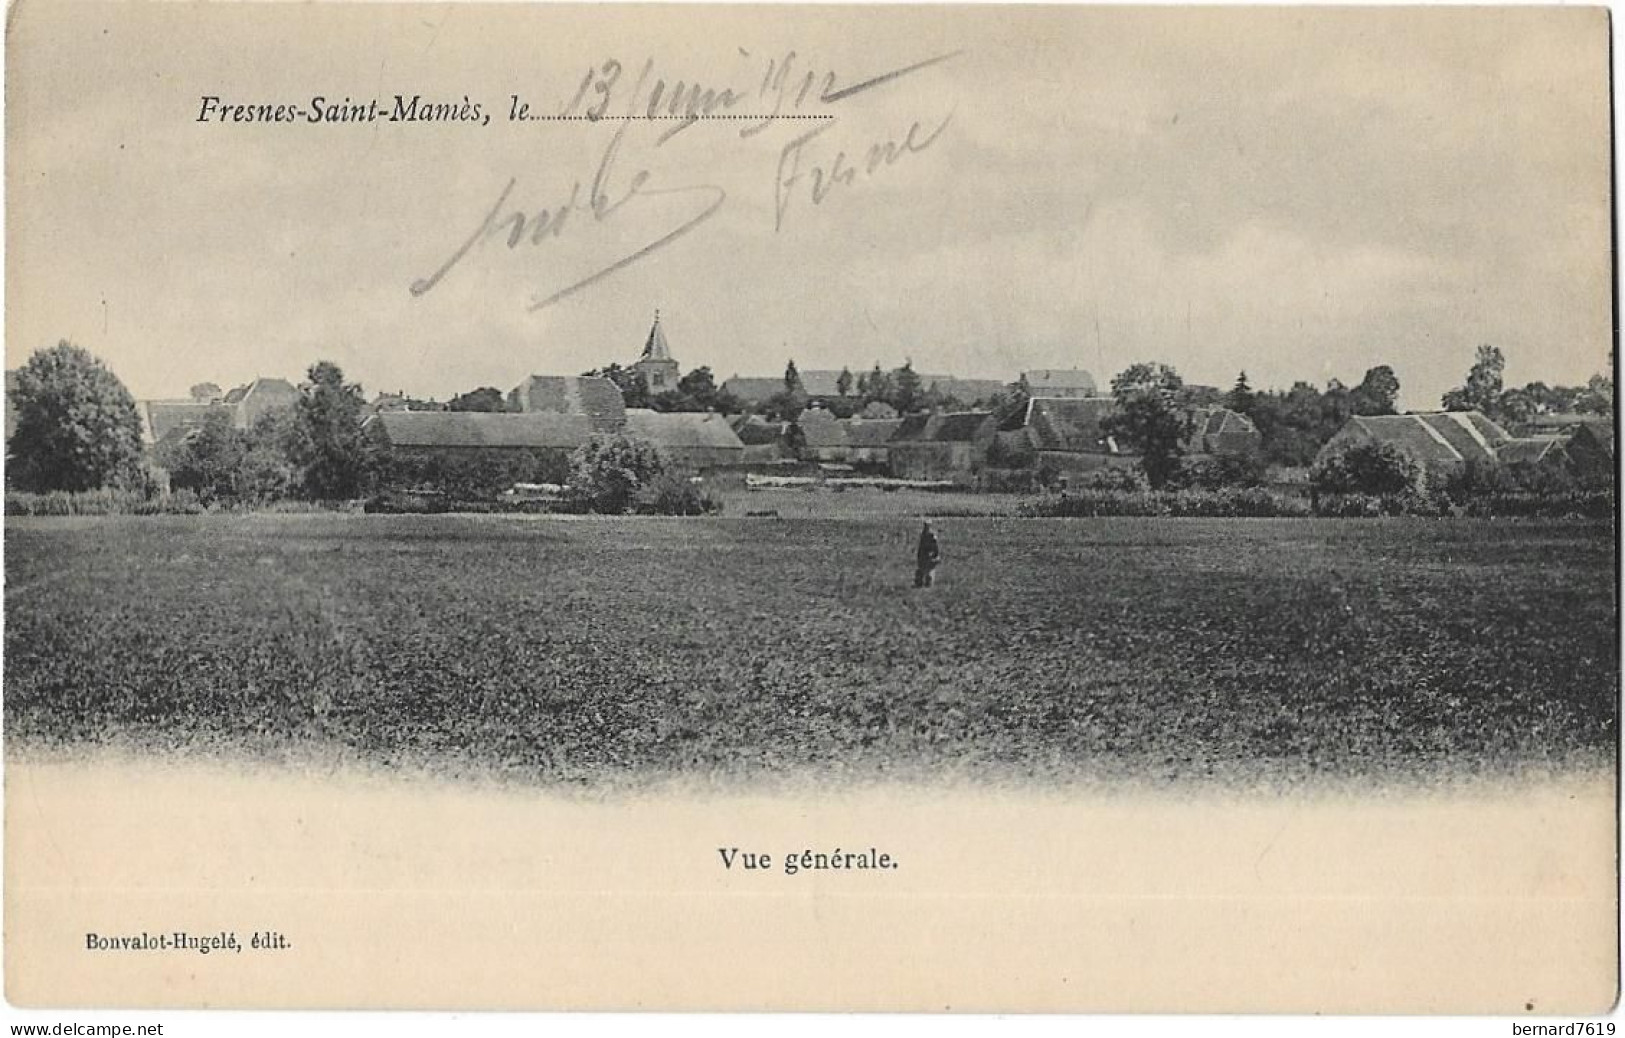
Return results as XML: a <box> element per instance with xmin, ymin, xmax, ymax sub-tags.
<box><xmin>410</xmin><ymin>49</ymin><xmax>960</xmax><ymax>311</ymax></box>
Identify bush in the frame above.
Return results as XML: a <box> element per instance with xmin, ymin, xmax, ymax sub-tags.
<box><xmin>1308</xmin><ymin>487</ymin><xmax>1615</xmax><ymax>519</ymax></box>
<box><xmin>1312</xmin><ymin>493</ymin><xmax>1386</xmax><ymax>518</ymax></box>
<box><xmin>375</xmin><ymin>448</ymin><xmax>571</xmax><ymax>504</ymax></box>
<box><xmin>635</xmin><ymin>472</ymin><xmax>721</xmax><ymax>516</ymax></box>
<box><xmin>5</xmin><ymin>488</ymin><xmax>204</xmax><ymax>516</ymax></box>
<box><xmin>1311</xmin><ymin>441</ymin><xmax>1422</xmax><ymax>496</ymax></box>
<box><xmin>1458</xmin><ymin>490</ymin><xmax>1615</xmax><ymax>520</ymax></box>
<box><xmin>1071</xmin><ymin>466</ymin><xmax>1149</xmax><ymax>493</ymax></box>
<box><xmin>977</xmin><ymin>468</ymin><xmax>1045</xmax><ymax>494</ymax></box>
<box><xmin>363</xmin><ymin>489</ymin><xmax>453</xmax><ymax>514</ymax></box>
<box><xmin>233</xmin><ymin>446</ymin><xmax>297</xmax><ymax>503</ymax></box>
<box><xmin>1019</xmin><ymin>486</ymin><xmax>1309</xmax><ymax>518</ymax></box>
<box><xmin>1173</xmin><ymin>451</ymin><xmax>1268</xmax><ymax>490</ymax></box>
<box><xmin>567</xmin><ymin>435</ymin><xmax>667</xmax><ymax>514</ymax></box>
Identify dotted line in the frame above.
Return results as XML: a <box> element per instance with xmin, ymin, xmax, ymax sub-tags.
<box><xmin>524</xmin><ymin>114</ymin><xmax>835</xmax><ymax>122</ymax></box>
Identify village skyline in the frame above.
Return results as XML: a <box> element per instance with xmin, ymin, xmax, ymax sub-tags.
<box><xmin>26</xmin><ymin>305</ymin><xmax>1610</xmax><ymax>423</ymax></box>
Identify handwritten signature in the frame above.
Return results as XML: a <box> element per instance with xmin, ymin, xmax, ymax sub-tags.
<box><xmin>773</xmin><ymin>109</ymin><xmax>954</xmax><ymax>233</ymax></box>
<box><xmin>408</xmin><ymin>120</ymin><xmax>726</xmax><ymax>311</ymax></box>
<box><xmin>410</xmin><ymin>48</ymin><xmax>961</xmax><ymax>311</ymax></box>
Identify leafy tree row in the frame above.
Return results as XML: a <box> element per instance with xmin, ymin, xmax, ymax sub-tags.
<box><xmin>581</xmin><ymin>356</ymin><xmax>998</xmax><ymax>422</ymax></box>
<box><xmin>580</xmin><ymin>363</ymin><xmax>745</xmax><ymax>416</ymax></box>
<box><xmin>8</xmin><ymin>342</ymin><xmax>375</xmax><ymax>502</ymax></box>
<box><xmin>1441</xmin><ymin>344</ymin><xmax>1613</xmax><ymax>426</ymax></box>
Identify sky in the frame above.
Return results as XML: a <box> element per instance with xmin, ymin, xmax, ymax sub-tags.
<box><xmin>6</xmin><ymin>3</ymin><xmax>1614</xmax><ymax>411</ymax></box>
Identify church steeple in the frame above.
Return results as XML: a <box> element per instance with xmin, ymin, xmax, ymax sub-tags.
<box><xmin>633</xmin><ymin>309</ymin><xmax>680</xmax><ymax>392</ymax></box>
<box><xmin>642</xmin><ymin>309</ymin><xmax>672</xmax><ymax>362</ymax></box>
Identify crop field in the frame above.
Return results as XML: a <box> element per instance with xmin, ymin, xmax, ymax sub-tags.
<box><xmin>4</xmin><ymin>515</ymin><xmax>1617</xmax><ymax>789</ymax></box>
<box><xmin>712</xmin><ymin>485</ymin><xmax>1024</xmax><ymax>518</ymax></box>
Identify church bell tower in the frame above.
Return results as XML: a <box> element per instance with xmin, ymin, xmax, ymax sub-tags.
<box><xmin>633</xmin><ymin>310</ymin><xmax>680</xmax><ymax>393</ymax></box>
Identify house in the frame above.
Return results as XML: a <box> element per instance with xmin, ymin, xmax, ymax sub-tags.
<box><xmin>623</xmin><ymin>409</ymin><xmax>745</xmax><ymax>470</ymax></box>
<box><xmin>368</xmin><ymin>391</ymin><xmax>448</xmax><ymax>414</ymax></box>
<box><xmin>1022</xmin><ymin>397</ymin><xmax>1122</xmax><ymax>455</ymax></box>
<box><xmin>887</xmin><ymin>411</ymin><xmax>997</xmax><ymax>481</ymax></box>
<box><xmin>1497</xmin><ymin>436</ymin><xmax>1570</xmax><ymax>468</ymax></box>
<box><xmin>730</xmin><ymin>414</ymin><xmax>790</xmax><ymax>463</ymax></box>
<box><xmin>1020</xmin><ymin>369</ymin><xmax>1097</xmax><ymax>399</ymax></box>
<box><xmin>720</xmin><ymin>376</ymin><xmax>788</xmax><ymax>407</ymax></box>
<box><xmin>1185</xmin><ymin>406</ymin><xmax>1262</xmax><ymax>455</ymax></box>
<box><xmin>138</xmin><ymin>400</ymin><xmax>227</xmax><ymax>448</ymax></box>
<box><xmin>796</xmin><ymin>370</ymin><xmax>848</xmax><ymax>399</ymax></box>
<box><xmin>364</xmin><ymin>410</ymin><xmax>593</xmax><ymax>456</ymax></box>
<box><xmin>928</xmin><ymin>377</ymin><xmax>1007</xmax><ymax>405</ymax></box>
<box><xmin>795</xmin><ymin>407</ymin><xmax>849</xmax><ymax>463</ymax></box>
<box><xmin>508</xmin><ymin>374</ymin><xmax>626</xmax><ymax>433</ymax></box>
<box><xmin>1314</xmin><ymin>411</ymin><xmax>1509</xmax><ymax>472</ymax></box>
<box><xmin>133</xmin><ymin>376</ymin><xmax>300</xmax><ymax>452</ymax></box>
<box><xmin>363</xmin><ymin>411</ymin><xmax>592</xmax><ymax>496</ymax></box>
<box><xmin>223</xmin><ymin>377</ymin><xmax>300</xmax><ymax>430</ymax></box>
<box><xmin>632</xmin><ymin>311</ymin><xmax>680</xmax><ymax>393</ymax></box>
<box><xmin>1017</xmin><ymin>396</ymin><xmax>1130</xmax><ymax>476</ymax></box>
<box><xmin>842</xmin><ymin>417</ymin><xmax>903</xmax><ymax>468</ymax></box>
<box><xmin>721</xmin><ymin>370</ymin><xmax>858</xmax><ymax>406</ymax></box>
<box><xmin>1016</xmin><ymin>396</ymin><xmax>1259</xmax><ymax>475</ymax></box>
<box><xmin>370</xmin><ymin>393</ymin><xmax>412</xmax><ymax>414</ymax></box>
<box><xmin>1560</xmin><ymin>423</ymin><xmax>1615</xmax><ymax>480</ymax></box>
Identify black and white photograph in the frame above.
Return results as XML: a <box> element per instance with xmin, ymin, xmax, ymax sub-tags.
<box><xmin>2</xmin><ymin>1</ymin><xmax>1617</xmax><ymax>1023</ymax></box>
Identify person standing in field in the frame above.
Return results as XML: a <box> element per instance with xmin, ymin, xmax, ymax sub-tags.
<box><xmin>914</xmin><ymin>520</ymin><xmax>942</xmax><ymax>588</ymax></box>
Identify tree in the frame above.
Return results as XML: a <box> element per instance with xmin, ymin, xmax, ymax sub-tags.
<box><xmin>247</xmin><ymin>399</ymin><xmax>309</xmax><ymax>461</ymax></box>
<box><xmin>293</xmin><ymin>361</ymin><xmax>372</xmax><ymax>500</ymax></box>
<box><xmin>765</xmin><ymin>359</ymin><xmax>809</xmax><ymax>423</ymax></box>
<box><xmin>762</xmin><ymin>390</ymin><xmax>806</xmax><ymax>424</ymax></box>
<box><xmin>189</xmin><ymin>382</ymin><xmax>223</xmax><ymax>403</ymax></box>
<box><xmin>157</xmin><ymin>408</ymin><xmax>246</xmax><ymax>503</ymax></box>
<box><xmin>1443</xmin><ymin>344</ymin><xmax>1504</xmax><ymax>414</ymax></box>
<box><xmin>8</xmin><ymin>341</ymin><xmax>146</xmax><ymax>492</ymax></box>
<box><xmin>1177</xmin><ymin>383</ymin><xmax>1224</xmax><ymax>408</ymax></box>
<box><xmin>448</xmin><ymin>387</ymin><xmax>507</xmax><ymax>412</ymax></box>
<box><xmin>1350</xmin><ymin>365</ymin><xmax>1399</xmax><ymax>416</ymax></box>
<box><xmin>676</xmin><ymin>366</ymin><xmax>721</xmax><ymax>410</ymax></box>
<box><xmin>1321</xmin><ymin>378</ymin><xmax>1353</xmax><ymax>431</ymax></box>
<box><xmin>1495</xmin><ymin>386</ymin><xmax>1538</xmax><ymax>428</ymax></box>
<box><xmin>891</xmin><ymin>361</ymin><xmax>924</xmax><ymax>413</ymax></box>
<box><xmin>784</xmin><ymin>359</ymin><xmax>807</xmax><ymax>397</ymax></box>
<box><xmin>1245</xmin><ymin>379</ymin><xmax>1362</xmax><ymax>468</ymax></box>
<box><xmin>860</xmin><ymin>363</ymin><xmax>893</xmax><ymax>406</ymax></box>
<box><xmin>1577</xmin><ymin>372</ymin><xmax>1614</xmax><ymax>416</ymax></box>
<box><xmin>836</xmin><ymin>367</ymin><xmax>854</xmax><ymax>397</ymax></box>
<box><xmin>583</xmin><ymin>363</ymin><xmax>650</xmax><ymax>410</ymax></box>
<box><xmin>567</xmin><ymin>434</ymin><xmax>665</xmax><ymax>514</ymax></box>
<box><xmin>1226</xmin><ymin>371</ymin><xmax>1255</xmax><ymax>416</ymax></box>
<box><xmin>232</xmin><ymin>441</ymin><xmax>296</xmax><ymax>503</ymax></box>
<box><xmin>1100</xmin><ymin>362</ymin><xmax>1190</xmax><ymax>488</ymax></box>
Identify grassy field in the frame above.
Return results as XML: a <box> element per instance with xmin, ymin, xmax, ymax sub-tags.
<box><xmin>4</xmin><ymin>514</ymin><xmax>1616</xmax><ymax>789</ymax></box>
<box><xmin>712</xmin><ymin>485</ymin><xmax>1026</xmax><ymax>518</ymax></box>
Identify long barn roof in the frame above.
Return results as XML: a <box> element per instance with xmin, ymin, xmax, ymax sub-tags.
<box><xmin>367</xmin><ymin>411</ymin><xmax>592</xmax><ymax>449</ymax></box>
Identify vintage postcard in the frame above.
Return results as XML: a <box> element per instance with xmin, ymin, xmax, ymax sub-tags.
<box><xmin>3</xmin><ymin>0</ymin><xmax>1617</xmax><ymax>1017</ymax></box>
